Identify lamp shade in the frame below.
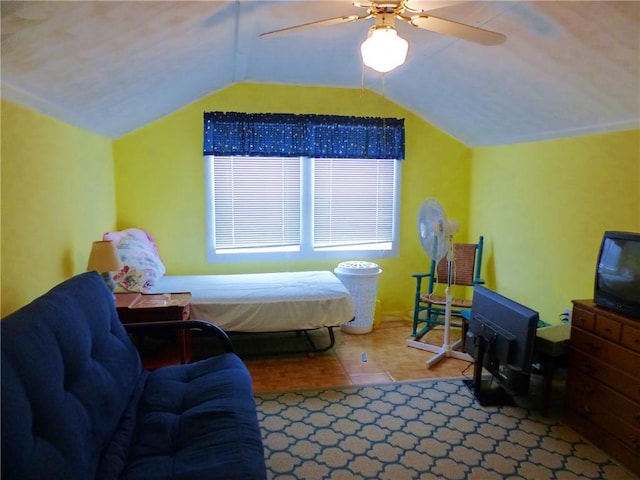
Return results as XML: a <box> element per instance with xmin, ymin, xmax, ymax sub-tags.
<box><xmin>360</xmin><ymin>26</ymin><xmax>409</xmax><ymax>73</ymax></box>
<box><xmin>87</xmin><ymin>240</ymin><xmax>123</xmax><ymax>272</ymax></box>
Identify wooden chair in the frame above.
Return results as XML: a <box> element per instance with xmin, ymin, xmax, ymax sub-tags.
<box><xmin>411</xmin><ymin>236</ymin><xmax>484</xmax><ymax>340</ymax></box>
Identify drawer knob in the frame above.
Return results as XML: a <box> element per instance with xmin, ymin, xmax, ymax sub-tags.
<box><xmin>582</xmin><ymin>405</ymin><xmax>592</xmax><ymax>416</ymax></box>
<box><xmin>586</xmin><ymin>342</ymin><xmax>600</xmax><ymax>354</ymax></box>
<box><xmin>582</xmin><ymin>385</ymin><xmax>595</xmax><ymax>394</ymax></box>
<box><xmin>585</xmin><ymin>364</ymin><xmax>598</xmax><ymax>375</ymax></box>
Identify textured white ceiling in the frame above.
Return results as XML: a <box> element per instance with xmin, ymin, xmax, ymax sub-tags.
<box><xmin>1</xmin><ymin>1</ymin><xmax>639</xmax><ymax>146</ymax></box>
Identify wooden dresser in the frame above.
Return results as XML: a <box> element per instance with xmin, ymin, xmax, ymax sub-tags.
<box><xmin>564</xmin><ymin>300</ymin><xmax>640</xmax><ymax>476</ymax></box>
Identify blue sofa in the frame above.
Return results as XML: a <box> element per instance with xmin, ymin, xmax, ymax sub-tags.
<box><xmin>1</xmin><ymin>272</ymin><xmax>266</xmax><ymax>479</ymax></box>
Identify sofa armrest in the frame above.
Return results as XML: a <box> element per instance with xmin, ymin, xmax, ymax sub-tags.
<box><xmin>123</xmin><ymin>320</ymin><xmax>234</xmax><ymax>353</ymax></box>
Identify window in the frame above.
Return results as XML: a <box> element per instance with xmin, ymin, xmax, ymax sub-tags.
<box><xmin>203</xmin><ymin>112</ymin><xmax>404</xmax><ymax>262</ymax></box>
<box><xmin>205</xmin><ymin>155</ymin><xmax>401</xmax><ymax>262</ymax></box>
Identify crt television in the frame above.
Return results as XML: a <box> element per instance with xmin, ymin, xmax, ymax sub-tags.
<box><xmin>464</xmin><ymin>285</ymin><xmax>539</xmax><ymax>406</ymax></box>
<box><xmin>594</xmin><ymin>231</ymin><xmax>640</xmax><ymax>319</ymax></box>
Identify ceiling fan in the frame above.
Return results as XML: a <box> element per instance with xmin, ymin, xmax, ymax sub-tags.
<box><xmin>260</xmin><ymin>1</ymin><xmax>506</xmax><ymax>73</ymax></box>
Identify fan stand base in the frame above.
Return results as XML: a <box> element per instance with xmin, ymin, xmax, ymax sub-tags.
<box><xmin>406</xmin><ymin>338</ymin><xmax>474</xmax><ymax>367</ymax></box>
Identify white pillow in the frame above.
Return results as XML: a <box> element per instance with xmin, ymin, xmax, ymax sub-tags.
<box><xmin>103</xmin><ymin>228</ymin><xmax>166</xmax><ymax>292</ymax></box>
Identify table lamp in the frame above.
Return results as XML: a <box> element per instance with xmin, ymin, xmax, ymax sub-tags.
<box><xmin>87</xmin><ymin>240</ymin><xmax>123</xmax><ymax>292</ymax></box>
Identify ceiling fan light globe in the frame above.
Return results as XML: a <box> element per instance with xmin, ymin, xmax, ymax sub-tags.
<box><xmin>360</xmin><ymin>26</ymin><xmax>408</xmax><ymax>73</ymax></box>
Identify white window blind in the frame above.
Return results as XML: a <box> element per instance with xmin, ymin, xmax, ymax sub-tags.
<box><xmin>313</xmin><ymin>158</ymin><xmax>395</xmax><ymax>250</ymax></box>
<box><xmin>210</xmin><ymin>156</ymin><xmax>300</xmax><ymax>252</ymax></box>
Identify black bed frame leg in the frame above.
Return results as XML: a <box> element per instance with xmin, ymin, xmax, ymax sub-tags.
<box><xmin>303</xmin><ymin>326</ymin><xmax>336</xmax><ymax>354</ymax></box>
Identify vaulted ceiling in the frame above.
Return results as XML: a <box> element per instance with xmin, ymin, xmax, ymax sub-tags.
<box><xmin>2</xmin><ymin>1</ymin><xmax>639</xmax><ymax>146</ymax></box>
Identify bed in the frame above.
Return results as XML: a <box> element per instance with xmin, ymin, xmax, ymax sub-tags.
<box><xmin>150</xmin><ymin>271</ymin><xmax>353</xmax><ymax>330</ymax></box>
<box><xmin>149</xmin><ymin>271</ymin><xmax>353</xmax><ymax>354</ymax></box>
<box><xmin>105</xmin><ymin>229</ymin><xmax>354</xmax><ymax>354</ymax></box>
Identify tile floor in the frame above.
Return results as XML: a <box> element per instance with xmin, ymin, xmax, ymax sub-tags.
<box><xmin>189</xmin><ymin>319</ymin><xmax>566</xmax><ymax>412</ymax></box>
<box><xmin>238</xmin><ymin>320</ymin><xmax>474</xmax><ymax>393</ymax></box>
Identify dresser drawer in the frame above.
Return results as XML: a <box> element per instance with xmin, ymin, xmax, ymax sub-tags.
<box><xmin>594</xmin><ymin>315</ymin><xmax>621</xmax><ymax>342</ymax></box>
<box><xmin>564</xmin><ymin>402</ymin><xmax>640</xmax><ymax>456</ymax></box>
<box><xmin>570</xmin><ymin>327</ymin><xmax>640</xmax><ymax>378</ymax></box>
<box><xmin>622</xmin><ymin>323</ymin><xmax>640</xmax><ymax>353</ymax></box>
<box><xmin>566</xmin><ymin>369</ymin><xmax>640</xmax><ymax>437</ymax></box>
<box><xmin>564</xmin><ymin>408</ymin><xmax>640</xmax><ymax>477</ymax></box>
<box><xmin>569</xmin><ymin>348</ymin><xmax>640</xmax><ymax>403</ymax></box>
<box><xmin>572</xmin><ymin>306</ymin><xmax>595</xmax><ymax>331</ymax></box>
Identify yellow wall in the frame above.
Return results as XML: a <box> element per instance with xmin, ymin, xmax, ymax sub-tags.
<box><xmin>113</xmin><ymin>83</ymin><xmax>472</xmax><ymax>317</ymax></box>
<box><xmin>469</xmin><ymin>129</ymin><xmax>640</xmax><ymax>324</ymax></box>
<box><xmin>1</xmin><ymin>100</ymin><xmax>116</xmax><ymax>316</ymax></box>
<box><xmin>4</xmin><ymin>85</ymin><xmax>638</xmax><ymax>326</ymax></box>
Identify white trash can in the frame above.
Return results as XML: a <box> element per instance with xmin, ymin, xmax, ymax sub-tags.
<box><xmin>335</xmin><ymin>261</ymin><xmax>382</xmax><ymax>334</ymax></box>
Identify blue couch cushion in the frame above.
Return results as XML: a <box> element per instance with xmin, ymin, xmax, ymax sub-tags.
<box><xmin>1</xmin><ymin>272</ymin><xmax>142</xmax><ymax>480</ymax></box>
<box><xmin>122</xmin><ymin>353</ymin><xmax>266</xmax><ymax>479</ymax></box>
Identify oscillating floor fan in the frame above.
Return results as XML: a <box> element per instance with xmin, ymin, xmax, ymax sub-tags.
<box><xmin>406</xmin><ymin>198</ymin><xmax>474</xmax><ymax>367</ymax></box>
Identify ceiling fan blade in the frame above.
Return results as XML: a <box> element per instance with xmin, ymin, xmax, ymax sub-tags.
<box><xmin>409</xmin><ymin>14</ymin><xmax>506</xmax><ymax>45</ymax></box>
<box><xmin>260</xmin><ymin>14</ymin><xmax>369</xmax><ymax>37</ymax></box>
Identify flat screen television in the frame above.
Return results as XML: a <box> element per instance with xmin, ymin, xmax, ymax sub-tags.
<box><xmin>464</xmin><ymin>285</ymin><xmax>539</xmax><ymax>406</ymax></box>
<box><xmin>594</xmin><ymin>231</ymin><xmax>640</xmax><ymax>319</ymax></box>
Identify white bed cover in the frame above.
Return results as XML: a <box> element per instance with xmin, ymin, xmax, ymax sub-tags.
<box><xmin>150</xmin><ymin>271</ymin><xmax>354</xmax><ymax>333</ymax></box>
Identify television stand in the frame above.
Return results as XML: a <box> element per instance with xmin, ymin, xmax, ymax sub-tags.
<box><xmin>464</xmin><ymin>334</ymin><xmax>515</xmax><ymax>407</ymax></box>
<box><xmin>463</xmin><ymin>379</ymin><xmax>514</xmax><ymax>407</ymax></box>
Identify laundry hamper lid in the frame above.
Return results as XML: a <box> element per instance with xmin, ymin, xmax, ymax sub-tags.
<box><xmin>334</xmin><ymin>261</ymin><xmax>382</xmax><ymax>276</ymax></box>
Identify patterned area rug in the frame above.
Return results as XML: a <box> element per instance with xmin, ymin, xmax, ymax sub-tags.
<box><xmin>254</xmin><ymin>378</ymin><xmax>634</xmax><ymax>480</ymax></box>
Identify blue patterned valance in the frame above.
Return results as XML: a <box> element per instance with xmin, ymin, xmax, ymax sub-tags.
<box><xmin>203</xmin><ymin>112</ymin><xmax>405</xmax><ymax>160</ymax></box>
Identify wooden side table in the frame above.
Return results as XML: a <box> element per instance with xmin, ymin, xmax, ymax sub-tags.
<box><xmin>115</xmin><ymin>292</ymin><xmax>192</xmax><ymax>370</ymax></box>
